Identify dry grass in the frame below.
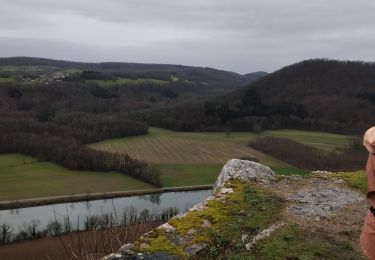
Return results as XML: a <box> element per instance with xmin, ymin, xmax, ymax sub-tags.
<box><xmin>0</xmin><ymin>223</ymin><xmax>161</xmax><ymax>260</ymax></box>
<box><xmin>89</xmin><ymin>129</ymin><xmax>285</xmax><ymax>166</ymax></box>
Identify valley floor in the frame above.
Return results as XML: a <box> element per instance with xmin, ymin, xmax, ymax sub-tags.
<box><xmin>0</xmin><ymin>128</ymin><xmax>355</xmax><ymax>201</ymax></box>
<box><xmin>90</xmin><ymin>127</ymin><xmax>353</xmax><ymax>186</ymax></box>
<box><xmin>0</xmin><ymin>154</ymin><xmax>155</xmax><ymax>201</ymax></box>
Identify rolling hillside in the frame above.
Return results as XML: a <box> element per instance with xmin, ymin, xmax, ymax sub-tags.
<box><xmin>136</xmin><ymin>59</ymin><xmax>375</xmax><ymax>134</ymax></box>
<box><xmin>0</xmin><ymin>57</ymin><xmax>267</xmax><ymax>87</ymax></box>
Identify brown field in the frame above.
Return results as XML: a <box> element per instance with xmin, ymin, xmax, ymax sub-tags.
<box><xmin>89</xmin><ymin>128</ymin><xmax>321</xmax><ymax>186</ymax></box>
<box><xmin>0</xmin><ymin>222</ymin><xmax>161</xmax><ymax>260</ymax></box>
<box><xmin>89</xmin><ymin>128</ymin><xmax>286</xmax><ymax>167</ymax></box>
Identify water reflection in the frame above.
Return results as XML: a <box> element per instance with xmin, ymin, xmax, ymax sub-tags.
<box><xmin>10</xmin><ymin>208</ymin><xmax>21</xmax><ymax>215</ymax></box>
<box><xmin>139</xmin><ymin>193</ymin><xmax>161</xmax><ymax>204</ymax></box>
<box><xmin>0</xmin><ymin>190</ymin><xmax>211</xmax><ymax>232</ymax></box>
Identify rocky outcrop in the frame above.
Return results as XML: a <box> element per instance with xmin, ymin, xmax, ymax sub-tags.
<box><xmin>213</xmin><ymin>159</ymin><xmax>275</xmax><ymax>189</ymax></box>
<box><xmin>101</xmin><ymin>159</ymin><xmax>276</xmax><ymax>260</ymax></box>
<box><xmin>288</xmin><ymin>185</ymin><xmax>363</xmax><ymax>218</ymax></box>
<box><xmin>102</xmin><ymin>161</ymin><xmax>366</xmax><ymax>260</ymax></box>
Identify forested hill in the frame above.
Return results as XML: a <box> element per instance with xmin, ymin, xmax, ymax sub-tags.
<box><xmin>0</xmin><ymin>57</ymin><xmax>266</xmax><ymax>87</ymax></box>
<box><xmin>136</xmin><ymin>59</ymin><xmax>375</xmax><ymax>134</ymax></box>
<box><xmin>0</xmin><ymin>56</ymin><xmax>268</xmax><ymax>186</ymax></box>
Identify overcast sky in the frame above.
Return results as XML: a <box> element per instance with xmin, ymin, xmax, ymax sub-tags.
<box><xmin>0</xmin><ymin>0</ymin><xmax>374</xmax><ymax>73</ymax></box>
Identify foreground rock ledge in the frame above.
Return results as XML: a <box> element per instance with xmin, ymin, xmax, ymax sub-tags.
<box><xmin>102</xmin><ymin>160</ymin><xmax>365</xmax><ymax>259</ymax></box>
<box><xmin>101</xmin><ymin>159</ymin><xmax>275</xmax><ymax>260</ymax></box>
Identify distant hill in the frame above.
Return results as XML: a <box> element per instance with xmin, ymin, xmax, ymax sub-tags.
<box><xmin>0</xmin><ymin>57</ymin><xmax>266</xmax><ymax>87</ymax></box>
<box><xmin>136</xmin><ymin>59</ymin><xmax>375</xmax><ymax>134</ymax></box>
<box><xmin>242</xmin><ymin>71</ymin><xmax>268</xmax><ymax>83</ymax></box>
<box><xmin>232</xmin><ymin>59</ymin><xmax>375</xmax><ymax>133</ymax></box>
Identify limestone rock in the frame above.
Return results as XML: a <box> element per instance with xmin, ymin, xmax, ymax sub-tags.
<box><xmin>220</xmin><ymin>187</ymin><xmax>234</xmax><ymax>194</ymax></box>
<box><xmin>187</xmin><ymin>228</ymin><xmax>197</xmax><ymax>235</ymax></box>
<box><xmin>201</xmin><ymin>219</ymin><xmax>212</xmax><ymax>228</ymax></box>
<box><xmin>103</xmin><ymin>159</ymin><xmax>279</xmax><ymax>259</ymax></box>
<box><xmin>140</xmin><ymin>243</ymin><xmax>150</xmax><ymax>250</ymax></box>
<box><xmin>184</xmin><ymin>243</ymin><xmax>207</xmax><ymax>255</ymax></box>
<box><xmin>311</xmin><ymin>170</ymin><xmax>334</xmax><ymax>176</ymax></box>
<box><xmin>102</xmin><ymin>253</ymin><xmax>123</xmax><ymax>260</ymax></box>
<box><xmin>188</xmin><ymin>202</ymin><xmax>206</xmax><ymax>212</ymax></box>
<box><xmin>214</xmin><ymin>159</ymin><xmax>275</xmax><ymax>189</ymax></box>
<box><xmin>245</xmin><ymin>222</ymin><xmax>285</xmax><ymax>250</ymax></box>
<box><xmin>241</xmin><ymin>234</ymin><xmax>248</xmax><ymax>243</ymax></box>
<box><xmin>157</xmin><ymin>223</ymin><xmax>176</xmax><ymax>233</ymax></box>
<box><xmin>288</xmin><ymin>185</ymin><xmax>363</xmax><ymax>217</ymax></box>
<box><xmin>118</xmin><ymin>243</ymin><xmax>135</xmax><ymax>255</ymax></box>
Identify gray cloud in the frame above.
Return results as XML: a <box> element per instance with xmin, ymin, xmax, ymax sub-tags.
<box><xmin>0</xmin><ymin>0</ymin><xmax>374</xmax><ymax>73</ymax></box>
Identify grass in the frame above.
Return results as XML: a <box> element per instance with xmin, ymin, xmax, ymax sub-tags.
<box><xmin>159</xmin><ymin>164</ymin><xmax>222</xmax><ymax>186</ymax></box>
<box><xmin>254</xmin><ymin>225</ymin><xmax>363</xmax><ymax>259</ymax></box>
<box><xmin>337</xmin><ymin>171</ymin><xmax>367</xmax><ymax>194</ymax></box>
<box><xmin>90</xmin><ymin>128</ymin><xmax>352</xmax><ymax>186</ymax></box>
<box><xmin>86</xmin><ymin>78</ymin><xmax>169</xmax><ymax>87</ymax></box>
<box><xmin>0</xmin><ymin>154</ymin><xmax>155</xmax><ymax>201</ymax></box>
<box><xmin>0</xmin><ymin>65</ymin><xmax>57</xmax><ymax>72</ymax></box>
<box><xmin>0</xmin><ymin>77</ymin><xmax>16</xmax><ymax>84</ymax></box>
<box><xmin>166</xmin><ymin>128</ymin><xmax>353</xmax><ymax>152</ymax></box>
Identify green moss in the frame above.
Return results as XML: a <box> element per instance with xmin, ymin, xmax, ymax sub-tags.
<box><xmin>336</xmin><ymin>171</ymin><xmax>367</xmax><ymax>194</ymax></box>
<box><xmin>132</xmin><ymin>180</ymin><xmax>285</xmax><ymax>258</ymax></box>
<box><xmin>197</xmin><ymin>182</ymin><xmax>284</xmax><ymax>258</ymax></box>
<box><xmin>131</xmin><ymin>180</ymin><xmax>283</xmax><ymax>258</ymax></box>
<box><xmin>141</xmin><ymin>233</ymin><xmax>184</xmax><ymax>256</ymax></box>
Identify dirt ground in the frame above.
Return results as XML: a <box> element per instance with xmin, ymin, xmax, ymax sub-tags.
<box><xmin>268</xmin><ymin>173</ymin><xmax>367</xmax><ymax>256</ymax></box>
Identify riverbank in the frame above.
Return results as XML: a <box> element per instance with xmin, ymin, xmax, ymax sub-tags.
<box><xmin>0</xmin><ymin>222</ymin><xmax>162</xmax><ymax>260</ymax></box>
<box><xmin>0</xmin><ymin>185</ymin><xmax>212</xmax><ymax>210</ymax></box>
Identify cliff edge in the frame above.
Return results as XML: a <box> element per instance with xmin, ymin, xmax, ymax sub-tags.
<box><xmin>103</xmin><ymin>159</ymin><xmax>366</xmax><ymax>259</ymax></box>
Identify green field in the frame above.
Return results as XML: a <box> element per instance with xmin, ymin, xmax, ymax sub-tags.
<box><xmin>0</xmin><ymin>65</ymin><xmax>57</xmax><ymax>72</ymax></box>
<box><xmin>87</xmin><ymin>78</ymin><xmax>169</xmax><ymax>87</ymax></box>
<box><xmin>0</xmin><ymin>128</ymin><xmax>355</xmax><ymax>201</ymax></box>
<box><xmin>159</xmin><ymin>164</ymin><xmax>223</xmax><ymax>187</ymax></box>
<box><xmin>0</xmin><ymin>77</ymin><xmax>16</xmax><ymax>84</ymax></box>
<box><xmin>90</xmin><ymin>128</ymin><xmax>353</xmax><ymax>186</ymax></box>
<box><xmin>0</xmin><ymin>154</ymin><xmax>154</xmax><ymax>201</ymax></box>
<box><xmin>157</xmin><ymin>129</ymin><xmax>353</xmax><ymax>152</ymax></box>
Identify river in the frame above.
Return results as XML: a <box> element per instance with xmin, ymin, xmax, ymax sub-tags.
<box><xmin>0</xmin><ymin>189</ymin><xmax>211</xmax><ymax>233</ymax></box>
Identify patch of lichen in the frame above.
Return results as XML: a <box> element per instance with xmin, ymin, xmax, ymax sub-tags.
<box><xmin>144</xmin><ymin>233</ymin><xmax>184</xmax><ymax>255</ymax></box>
<box><xmin>169</xmin><ymin>180</ymin><xmax>245</xmax><ymax>235</ymax></box>
<box><xmin>132</xmin><ymin>229</ymin><xmax>185</xmax><ymax>258</ymax></box>
<box><xmin>132</xmin><ymin>180</ymin><xmax>284</xmax><ymax>258</ymax></box>
<box><xmin>196</xmin><ymin>181</ymin><xmax>284</xmax><ymax>258</ymax></box>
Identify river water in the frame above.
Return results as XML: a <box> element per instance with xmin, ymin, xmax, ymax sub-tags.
<box><xmin>0</xmin><ymin>190</ymin><xmax>211</xmax><ymax>232</ymax></box>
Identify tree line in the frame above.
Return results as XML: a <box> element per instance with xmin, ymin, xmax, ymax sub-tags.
<box><xmin>0</xmin><ymin>117</ymin><xmax>160</xmax><ymax>186</ymax></box>
<box><xmin>249</xmin><ymin>137</ymin><xmax>367</xmax><ymax>171</ymax></box>
<box><xmin>0</xmin><ymin>205</ymin><xmax>179</xmax><ymax>245</ymax></box>
<box><xmin>131</xmin><ymin>59</ymin><xmax>375</xmax><ymax>135</ymax></box>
